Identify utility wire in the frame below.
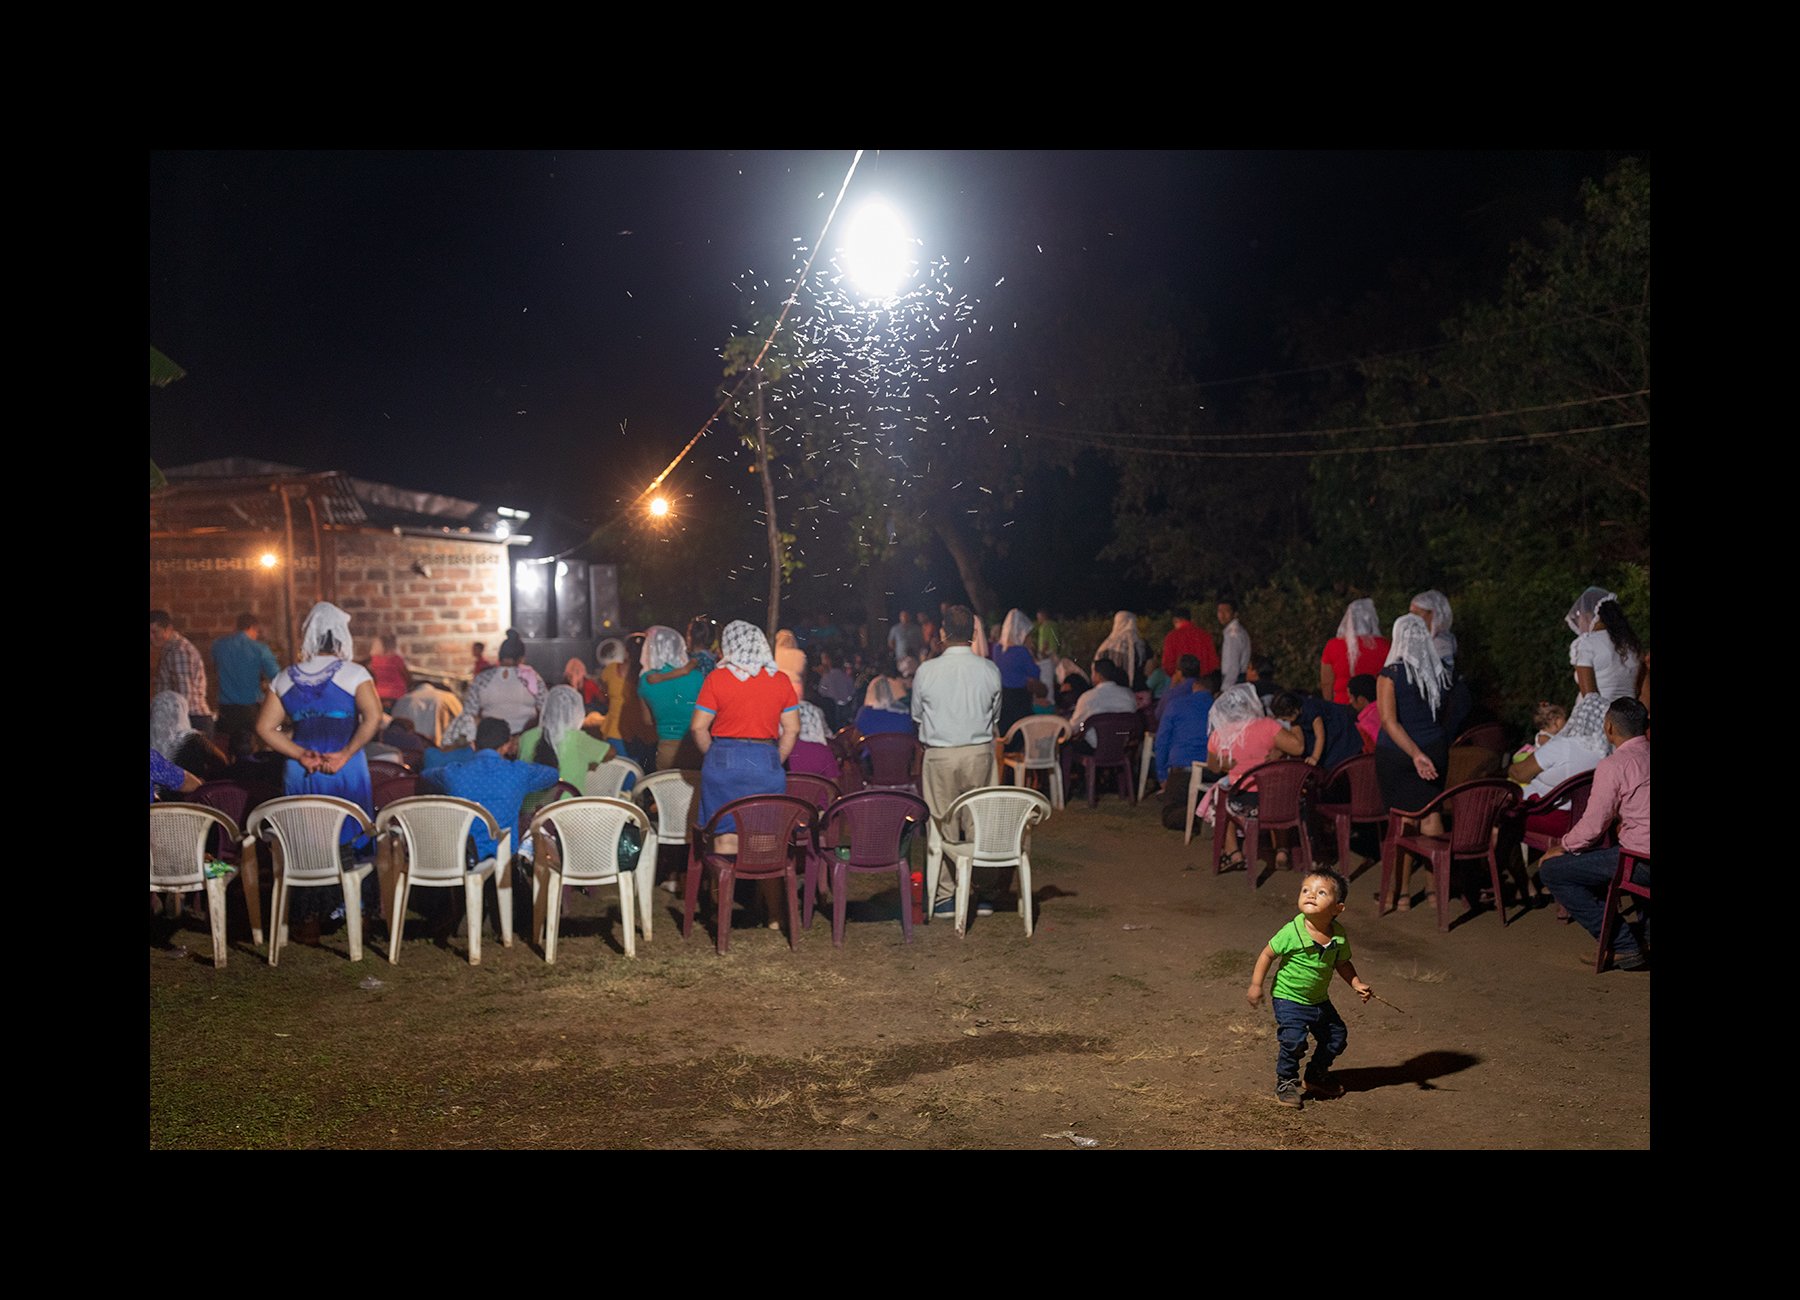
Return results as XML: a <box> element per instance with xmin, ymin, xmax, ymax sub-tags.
<box><xmin>998</xmin><ymin>390</ymin><xmax>1650</xmax><ymax>444</ymax></box>
<box><xmin>1016</xmin><ymin>418</ymin><xmax>1649</xmax><ymax>459</ymax></box>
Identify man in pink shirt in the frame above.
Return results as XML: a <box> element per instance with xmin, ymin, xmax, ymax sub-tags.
<box><xmin>1539</xmin><ymin>697</ymin><xmax>1651</xmax><ymax>970</ymax></box>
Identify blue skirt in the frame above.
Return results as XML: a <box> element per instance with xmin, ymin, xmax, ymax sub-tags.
<box><xmin>697</xmin><ymin>738</ymin><xmax>785</xmax><ymax>834</ymax></box>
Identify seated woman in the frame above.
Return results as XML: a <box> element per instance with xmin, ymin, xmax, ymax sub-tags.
<box><xmin>444</xmin><ymin>628</ymin><xmax>544</xmax><ymax>746</ymax></box>
<box><xmin>1204</xmin><ymin>684</ymin><xmax>1304</xmax><ymax>868</ymax></box>
<box><xmin>638</xmin><ymin>625</ymin><xmax>706</xmax><ymax>770</ymax></box>
<box><xmin>787</xmin><ymin>695</ymin><xmax>840</xmax><ymax>781</ymax></box>
<box><xmin>150</xmin><ymin>690</ymin><xmax>231</xmax><ymax>783</ymax></box>
<box><xmin>517</xmin><ymin>684</ymin><xmax>614</xmax><ymax>790</ymax></box>
<box><xmin>1053</xmin><ymin>657</ymin><xmax>1091</xmax><ymax>714</ymax></box>
<box><xmin>992</xmin><ymin>608</ymin><xmax>1039</xmax><ymax>741</ymax></box>
<box><xmin>854</xmin><ymin>669</ymin><xmax>916</xmax><ymax>739</ymax></box>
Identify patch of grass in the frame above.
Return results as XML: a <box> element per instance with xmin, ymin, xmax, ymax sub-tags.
<box><xmin>1391</xmin><ymin>962</ymin><xmax>1450</xmax><ymax>984</ymax></box>
<box><xmin>1108</xmin><ymin>973</ymin><xmax>1151</xmax><ymax>993</ymax></box>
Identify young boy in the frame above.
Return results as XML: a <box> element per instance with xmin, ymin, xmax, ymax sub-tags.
<box><xmin>1246</xmin><ymin>866</ymin><xmax>1374</xmax><ymax>1109</ymax></box>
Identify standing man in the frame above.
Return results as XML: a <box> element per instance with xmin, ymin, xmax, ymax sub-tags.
<box><xmin>150</xmin><ymin>609</ymin><xmax>214</xmax><ymax>736</ymax></box>
<box><xmin>888</xmin><ymin>608</ymin><xmax>923</xmax><ymax>664</ymax></box>
<box><xmin>1218</xmin><ymin>596</ymin><xmax>1252</xmax><ymax>688</ymax></box>
<box><xmin>911</xmin><ymin>605</ymin><xmax>1002</xmax><ymax>919</ymax></box>
<box><xmin>1161</xmin><ymin>607</ymin><xmax>1220</xmax><ymax>680</ymax></box>
<box><xmin>1538</xmin><ymin>697</ymin><xmax>1652</xmax><ymax>971</ymax></box>
<box><xmin>211</xmin><ymin>612</ymin><xmax>281</xmax><ymax>759</ymax></box>
<box><xmin>1030</xmin><ymin>608</ymin><xmax>1064</xmax><ymax>693</ymax></box>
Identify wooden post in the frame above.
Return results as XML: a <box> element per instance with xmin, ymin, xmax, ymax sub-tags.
<box><xmin>756</xmin><ymin>367</ymin><xmax>781</xmax><ymax>640</ymax></box>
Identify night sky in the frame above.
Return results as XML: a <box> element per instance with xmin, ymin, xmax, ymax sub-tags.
<box><xmin>149</xmin><ymin>149</ymin><xmax>1623</xmax><ymax>611</ymax></box>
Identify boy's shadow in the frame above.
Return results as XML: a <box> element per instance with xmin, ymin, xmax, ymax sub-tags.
<box><xmin>1331</xmin><ymin>1051</ymin><xmax>1480</xmax><ymax>1094</ymax></box>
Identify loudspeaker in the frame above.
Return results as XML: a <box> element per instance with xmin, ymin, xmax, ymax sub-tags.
<box><xmin>511</xmin><ymin>558</ymin><xmax>549</xmax><ymax>639</ymax></box>
<box><xmin>589</xmin><ymin>564</ymin><xmax>620</xmax><ymax>634</ymax></box>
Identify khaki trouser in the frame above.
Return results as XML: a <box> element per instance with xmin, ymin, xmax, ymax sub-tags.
<box><xmin>921</xmin><ymin>742</ymin><xmax>998</xmax><ymax>903</ymax></box>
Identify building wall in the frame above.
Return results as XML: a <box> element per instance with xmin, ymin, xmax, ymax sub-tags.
<box><xmin>150</xmin><ymin>531</ymin><xmax>512</xmax><ymax>702</ymax></box>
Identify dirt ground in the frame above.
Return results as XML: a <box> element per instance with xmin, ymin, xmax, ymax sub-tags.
<box><xmin>147</xmin><ymin>790</ymin><xmax>1650</xmax><ymax>1150</ymax></box>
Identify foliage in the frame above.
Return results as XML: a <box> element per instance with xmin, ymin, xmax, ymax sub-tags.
<box><xmin>150</xmin><ymin>345</ymin><xmax>186</xmax><ymax>388</ymax></box>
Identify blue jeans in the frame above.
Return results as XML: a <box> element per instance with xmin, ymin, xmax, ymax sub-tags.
<box><xmin>1540</xmin><ymin>848</ymin><xmax>1649</xmax><ymax>955</ymax></box>
<box><xmin>1273</xmin><ymin>997</ymin><xmax>1347</xmax><ymax>1083</ymax></box>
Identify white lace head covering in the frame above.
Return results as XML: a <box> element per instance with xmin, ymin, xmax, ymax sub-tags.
<box><xmin>1409</xmin><ymin>589</ymin><xmax>1456</xmax><ymax>664</ymax></box>
<box><xmin>538</xmin><ymin>684</ymin><xmax>586</xmax><ymax>753</ymax></box>
<box><xmin>150</xmin><ymin>690</ymin><xmax>195</xmax><ymax>760</ymax></box>
<box><xmin>999</xmin><ymin>608</ymin><xmax>1033</xmax><ymax>650</ymax></box>
<box><xmin>1055</xmin><ymin>657</ymin><xmax>1086</xmax><ymax>688</ymax></box>
<box><xmin>1565</xmin><ymin>586</ymin><xmax>1618</xmax><ymax>637</ymax></box>
<box><xmin>1385</xmin><ymin>613</ymin><xmax>1451</xmax><ymax>718</ymax></box>
<box><xmin>640</xmin><ymin>625</ymin><xmax>688</xmax><ymax>674</ymax></box>
<box><xmin>1096</xmin><ymin>610</ymin><xmax>1143</xmax><ymax>685</ymax></box>
<box><xmin>1336</xmin><ymin>598</ymin><xmax>1381</xmax><ymax>670</ymax></box>
<box><xmin>720</xmin><ymin>620</ymin><xmax>780</xmax><ymax>682</ymax></box>
<box><xmin>1207</xmin><ymin>683</ymin><xmax>1268</xmax><ymax>764</ymax></box>
<box><xmin>299</xmin><ymin>601</ymin><xmax>353</xmax><ymax>662</ymax></box>
<box><xmin>797</xmin><ymin>700</ymin><xmax>830</xmax><ymax>744</ymax></box>
<box><xmin>864</xmin><ymin>674</ymin><xmax>907</xmax><ymax>711</ymax></box>
<box><xmin>595</xmin><ymin>638</ymin><xmax>626</xmax><ymax>667</ymax></box>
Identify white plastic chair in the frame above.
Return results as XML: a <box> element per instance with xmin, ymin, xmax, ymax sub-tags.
<box><xmin>526</xmin><ymin>796</ymin><xmax>655</xmax><ymax>960</ymax></box>
<box><xmin>583</xmin><ymin>757</ymin><xmax>645</xmax><ymax>799</ymax></box>
<box><xmin>924</xmin><ymin>785</ymin><xmax>1052</xmax><ymax>937</ymax></box>
<box><xmin>149</xmin><ymin>804</ymin><xmax>241</xmax><ymax>967</ymax></box>
<box><xmin>1139</xmin><ymin>733</ymin><xmax>1157</xmax><ymax>799</ymax></box>
<box><xmin>1184</xmin><ymin>761</ymin><xmax>1218</xmax><ymax>846</ymax></box>
<box><xmin>374</xmin><ymin>795</ymin><xmax>514</xmax><ymax>966</ymax></box>
<box><xmin>1000</xmin><ymin>715</ymin><xmax>1071</xmax><ymax>809</ymax></box>
<box><xmin>636</xmin><ymin>769</ymin><xmax>699</xmax><ymax>893</ymax></box>
<box><xmin>243</xmin><ymin>795</ymin><xmax>376</xmax><ymax>966</ymax></box>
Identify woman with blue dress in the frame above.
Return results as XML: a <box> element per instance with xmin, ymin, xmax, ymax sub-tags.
<box><xmin>253</xmin><ymin>602</ymin><xmax>383</xmax><ymax>938</ymax></box>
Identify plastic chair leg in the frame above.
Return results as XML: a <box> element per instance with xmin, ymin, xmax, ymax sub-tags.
<box><xmin>953</xmin><ymin>852</ymin><xmax>973</xmax><ymax>936</ymax></box>
<box><xmin>205</xmin><ymin>875</ymin><xmax>231</xmax><ymax>968</ymax></box>
<box><xmin>1432</xmin><ymin>850</ymin><xmax>1452</xmax><ymax>932</ymax></box>
<box><xmin>543</xmin><ymin>867</ymin><xmax>564</xmax><ymax>964</ymax></box>
<box><xmin>342</xmin><ymin>874</ymin><xmax>364</xmax><ymax>963</ymax></box>
<box><xmin>714</xmin><ymin>867</ymin><xmax>735</xmax><ymax>955</ymax></box>
<box><xmin>268</xmin><ymin>878</ymin><xmax>288</xmax><ymax>967</ymax></box>
<box><xmin>618</xmin><ymin>872</ymin><xmax>637</xmax><ymax>959</ymax></box>
<box><xmin>1186</xmin><ymin>775</ymin><xmax>1202</xmax><ymax>846</ymax></box>
<box><xmin>635</xmin><ymin>866</ymin><xmax>653</xmax><ymax>944</ymax></box>
<box><xmin>465</xmin><ymin>875</ymin><xmax>485</xmax><ymax>965</ymax></box>
<box><xmin>894</xmin><ymin>862</ymin><xmax>912</xmax><ymax>945</ymax></box>
<box><xmin>1019</xmin><ymin>851</ymin><xmax>1033</xmax><ymax>938</ymax></box>
<box><xmin>240</xmin><ymin>850</ymin><xmax>264</xmax><ymax>947</ymax></box>
<box><xmin>389</xmin><ymin>875</ymin><xmax>410</xmax><ymax>963</ymax></box>
<box><xmin>496</xmin><ymin>871</ymin><xmax>515</xmax><ymax>948</ymax></box>
<box><xmin>1050</xmin><ymin>763</ymin><xmax>1064</xmax><ymax>810</ymax></box>
<box><xmin>832</xmin><ymin>864</ymin><xmax>849</xmax><ymax>947</ymax></box>
<box><xmin>1336</xmin><ymin>815</ymin><xmax>1352</xmax><ymax>870</ymax></box>
<box><xmin>681</xmin><ymin>856</ymin><xmax>702</xmax><ymax>940</ymax></box>
<box><xmin>1595</xmin><ymin>864</ymin><xmax>1624</xmax><ymax>973</ymax></box>
<box><xmin>784</xmin><ymin>870</ymin><xmax>800</xmax><ymax>952</ymax></box>
<box><xmin>1245</xmin><ymin>820</ymin><xmax>1261</xmax><ymax>888</ymax></box>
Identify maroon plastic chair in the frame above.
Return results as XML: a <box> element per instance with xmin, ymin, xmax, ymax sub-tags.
<box><xmin>1379</xmin><ymin>778</ymin><xmax>1523</xmax><ymax>930</ymax></box>
<box><xmin>1514</xmin><ymin>770</ymin><xmax>1596</xmax><ymax>863</ymax></box>
<box><xmin>1595</xmin><ymin>850</ymin><xmax>1650</xmax><ymax>973</ymax></box>
<box><xmin>1070</xmin><ymin>712</ymin><xmax>1144</xmax><ymax>808</ymax></box>
<box><xmin>863</xmin><ymin>732</ymin><xmax>921</xmax><ymax>793</ymax></box>
<box><xmin>830</xmin><ymin>726</ymin><xmax>866</xmax><ymax>793</ymax></box>
<box><xmin>520</xmin><ymin>781</ymin><xmax>582</xmax><ymax>830</ymax></box>
<box><xmin>1213</xmin><ymin>758</ymin><xmax>1321</xmax><ymax>887</ymax></box>
<box><xmin>1313</xmin><ymin>753</ymin><xmax>1384</xmax><ymax>871</ymax></box>
<box><xmin>785</xmin><ymin>772</ymin><xmax>841</xmax><ymax>815</ymax></box>
<box><xmin>367</xmin><ymin>758</ymin><xmax>411</xmax><ymax>782</ymax></box>
<box><xmin>803</xmin><ymin>790</ymin><xmax>927</xmax><ymax>947</ymax></box>
<box><xmin>372</xmin><ymin>773</ymin><xmax>421</xmax><ymax>811</ymax></box>
<box><xmin>185</xmin><ymin>779</ymin><xmax>257</xmax><ymax>863</ymax></box>
<box><xmin>1453</xmin><ymin>722</ymin><xmax>1508</xmax><ymax>755</ymax></box>
<box><xmin>682</xmin><ymin>794</ymin><xmax>815</xmax><ymax>954</ymax></box>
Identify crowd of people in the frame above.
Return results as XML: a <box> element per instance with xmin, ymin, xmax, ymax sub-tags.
<box><xmin>151</xmin><ymin>581</ymin><xmax>1650</xmax><ymax>967</ymax></box>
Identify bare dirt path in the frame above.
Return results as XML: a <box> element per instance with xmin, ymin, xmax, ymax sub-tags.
<box><xmin>149</xmin><ymin>793</ymin><xmax>1649</xmax><ymax>1149</ymax></box>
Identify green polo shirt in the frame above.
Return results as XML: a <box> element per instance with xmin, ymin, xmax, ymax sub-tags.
<box><xmin>1268</xmin><ymin>915</ymin><xmax>1351</xmax><ymax>1005</ymax></box>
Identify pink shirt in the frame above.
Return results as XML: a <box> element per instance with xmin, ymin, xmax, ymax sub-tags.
<box><xmin>1209</xmin><ymin>717</ymin><xmax>1285</xmax><ymax>791</ymax></box>
<box><xmin>1562</xmin><ymin>735</ymin><xmax>1649</xmax><ymax>858</ymax></box>
<box><xmin>1356</xmin><ymin>702</ymin><xmax>1380</xmax><ymax>753</ymax></box>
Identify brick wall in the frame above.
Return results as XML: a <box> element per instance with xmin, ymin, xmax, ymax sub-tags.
<box><xmin>150</xmin><ymin>531</ymin><xmax>513</xmax><ymax>704</ymax></box>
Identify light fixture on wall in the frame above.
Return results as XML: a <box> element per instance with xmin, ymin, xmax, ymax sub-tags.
<box><xmin>258</xmin><ymin>551</ymin><xmax>279</xmax><ymax>569</ymax></box>
<box><xmin>411</xmin><ymin>560</ymin><xmax>432</xmax><ymax>578</ymax></box>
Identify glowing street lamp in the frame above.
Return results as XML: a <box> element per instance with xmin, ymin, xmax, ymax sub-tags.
<box><xmin>648</xmin><ymin>496</ymin><xmax>671</xmax><ymax>519</ymax></box>
<box><xmin>258</xmin><ymin>551</ymin><xmax>279</xmax><ymax>569</ymax></box>
<box><xmin>842</xmin><ymin>198</ymin><xmax>914</xmax><ymax>301</ymax></box>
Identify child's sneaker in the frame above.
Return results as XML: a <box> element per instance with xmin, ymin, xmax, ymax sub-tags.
<box><xmin>1303</xmin><ymin>1069</ymin><xmax>1345</xmax><ymax>1099</ymax></box>
<box><xmin>1274</xmin><ymin>1077</ymin><xmax>1303</xmax><ymax>1109</ymax></box>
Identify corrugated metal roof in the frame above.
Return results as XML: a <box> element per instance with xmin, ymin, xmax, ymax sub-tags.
<box><xmin>152</xmin><ymin>461</ymin><xmax>504</xmax><ymax>537</ymax></box>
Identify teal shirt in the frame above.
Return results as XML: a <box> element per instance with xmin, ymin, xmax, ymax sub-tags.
<box><xmin>639</xmin><ymin>671</ymin><xmax>703</xmax><ymax>741</ymax></box>
<box><xmin>1268</xmin><ymin>915</ymin><xmax>1351</xmax><ymax>1005</ymax></box>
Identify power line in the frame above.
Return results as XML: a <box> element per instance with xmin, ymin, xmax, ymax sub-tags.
<box><xmin>999</xmin><ymin>390</ymin><xmax>1650</xmax><ymax>444</ymax></box>
<box><xmin>1016</xmin><ymin>418</ymin><xmax>1649</xmax><ymax>459</ymax></box>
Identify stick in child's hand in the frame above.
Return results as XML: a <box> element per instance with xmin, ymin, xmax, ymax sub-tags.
<box><xmin>1369</xmin><ymin>991</ymin><xmax>1408</xmax><ymax>1014</ymax></box>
